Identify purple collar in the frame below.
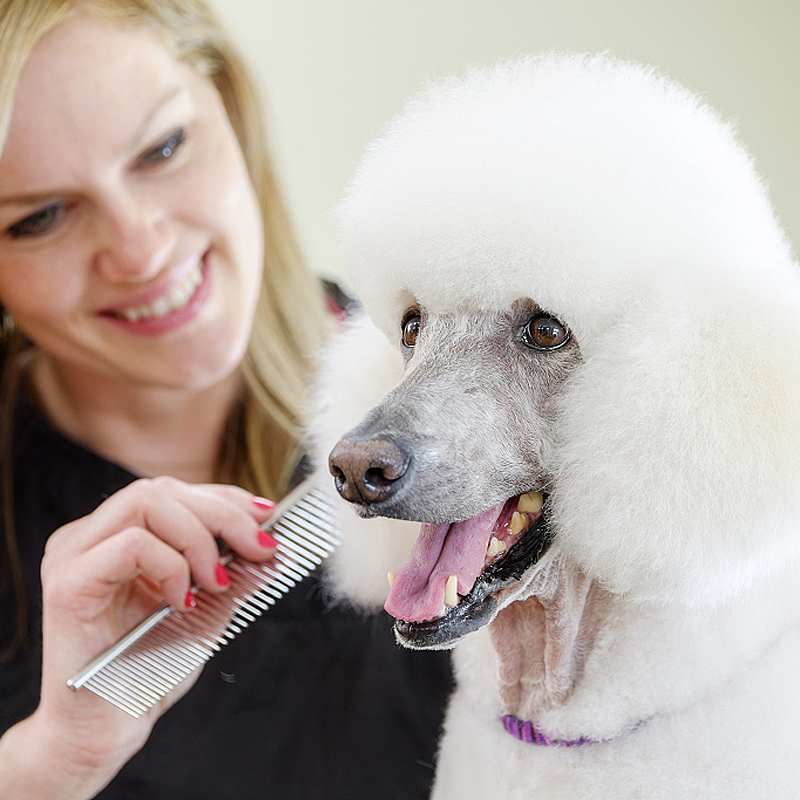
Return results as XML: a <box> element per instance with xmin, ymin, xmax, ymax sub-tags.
<box><xmin>502</xmin><ymin>714</ymin><xmax>598</xmax><ymax>747</ymax></box>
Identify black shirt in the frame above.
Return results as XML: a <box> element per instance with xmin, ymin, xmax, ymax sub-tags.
<box><xmin>1</xmin><ymin>397</ymin><xmax>453</xmax><ymax>799</ymax></box>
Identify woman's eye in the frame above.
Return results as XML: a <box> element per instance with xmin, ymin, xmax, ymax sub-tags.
<box><xmin>138</xmin><ymin>127</ymin><xmax>186</xmax><ymax>166</ymax></box>
<box><xmin>7</xmin><ymin>203</ymin><xmax>64</xmax><ymax>239</ymax></box>
<box><xmin>401</xmin><ymin>311</ymin><xmax>421</xmax><ymax>348</ymax></box>
<box><xmin>522</xmin><ymin>314</ymin><xmax>570</xmax><ymax>350</ymax></box>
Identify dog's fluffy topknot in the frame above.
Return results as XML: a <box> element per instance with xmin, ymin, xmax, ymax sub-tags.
<box><xmin>333</xmin><ymin>53</ymin><xmax>800</xmax><ymax>604</ymax></box>
<box><xmin>336</xmin><ymin>53</ymin><xmax>794</xmax><ymax>340</ymax></box>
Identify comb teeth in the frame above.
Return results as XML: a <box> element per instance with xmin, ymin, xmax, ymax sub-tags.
<box><xmin>67</xmin><ymin>480</ymin><xmax>339</xmax><ymax>718</ymax></box>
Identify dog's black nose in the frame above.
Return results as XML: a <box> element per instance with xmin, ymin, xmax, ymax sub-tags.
<box><xmin>329</xmin><ymin>438</ymin><xmax>409</xmax><ymax>505</ymax></box>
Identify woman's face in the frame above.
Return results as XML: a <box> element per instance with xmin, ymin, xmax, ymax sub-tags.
<box><xmin>0</xmin><ymin>13</ymin><xmax>264</xmax><ymax>393</ymax></box>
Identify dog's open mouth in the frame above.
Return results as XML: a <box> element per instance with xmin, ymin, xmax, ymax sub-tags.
<box><xmin>385</xmin><ymin>491</ymin><xmax>553</xmax><ymax>649</ymax></box>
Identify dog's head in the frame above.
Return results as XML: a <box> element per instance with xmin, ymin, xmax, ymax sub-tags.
<box><xmin>321</xmin><ymin>54</ymin><xmax>800</xmax><ymax>649</ymax></box>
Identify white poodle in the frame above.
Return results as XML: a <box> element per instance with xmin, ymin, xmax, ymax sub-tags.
<box><xmin>310</xmin><ymin>54</ymin><xmax>800</xmax><ymax>798</ymax></box>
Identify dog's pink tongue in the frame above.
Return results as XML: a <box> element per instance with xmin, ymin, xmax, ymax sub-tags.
<box><xmin>384</xmin><ymin>502</ymin><xmax>504</xmax><ymax>622</ymax></box>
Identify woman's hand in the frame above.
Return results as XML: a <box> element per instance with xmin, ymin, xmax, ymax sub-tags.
<box><xmin>0</xmin><ymin>476</ymin><xmax>276</xmax><ymax>800</ymax></box>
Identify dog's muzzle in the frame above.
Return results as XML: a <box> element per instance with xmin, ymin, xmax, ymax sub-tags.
<box><xmin>329</xmin><ymin>433</ymin><xmax>554</xmax><ymax>649</ymax></box>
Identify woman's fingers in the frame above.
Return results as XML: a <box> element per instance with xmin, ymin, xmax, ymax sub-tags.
<box><xmin>44</xmin><ymin>477</ymin><xmax>277</xmax><ymax>597</ymax></box>
<box><xmin>45</xmin><ymin>526</ymin><xmax>193</xmax><ymax>630</ymax></box>
<box><xmin>147</xmin><ymin>478</ymin><xmax>279</xmax><ymax>560</ymax></box>
<box><xmin>84</xmin><ymin>527</ymin><xmax>197</xmax><ymax>610</ymax></box>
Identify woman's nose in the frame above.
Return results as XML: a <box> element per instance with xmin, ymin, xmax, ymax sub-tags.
<box><xmin>94</xmin><ymin>194</ymin><xmax>175</xmax><ymax>282</ymax></box>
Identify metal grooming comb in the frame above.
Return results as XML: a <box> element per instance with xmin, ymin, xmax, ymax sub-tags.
<box><xmin>67</xmin><ymin>478</ymin><xmax>339</xmax><ymax>718</ymax></box>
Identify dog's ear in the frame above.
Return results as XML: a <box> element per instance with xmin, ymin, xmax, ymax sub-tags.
<box><xmin>550</xmin><ymin>273</ymin><xmax>800</xmax><ymax>605</ymax></box>
<box><xmin>308</xmin><ymin>311</ymin><xmax>420</xmax><ymax>610</ymax></box>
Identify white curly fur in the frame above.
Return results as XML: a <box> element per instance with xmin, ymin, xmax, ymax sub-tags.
<box><xmin>309</xmin><ymin>53</ymin><xmax>800</xmax><ymax>798</ymax></box>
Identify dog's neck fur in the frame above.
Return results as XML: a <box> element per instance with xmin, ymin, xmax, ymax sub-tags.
<box><xmin>489</xmin><ymin>556</ymin><xmax>610</xmax><ymax>722</ymax></box>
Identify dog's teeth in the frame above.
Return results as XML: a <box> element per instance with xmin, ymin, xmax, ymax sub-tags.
<box><xmin>487</xmin><ymin>536</ymin><xmax>507</xmax><ymax>557</ymax></box>
<box><xmin>508</xmin><ymin>511</ymin><xmax>526</xmax><ymax>535</ymax></box>
<box><xmin>518</xmin><ymin>491</ymin><xmax>544</xmax><ymax>514</ymax></box>
<box><xmin>444</xmin><ymin>574</ymin><xmax>459</xmax><ymax>607</ymax></box>
<box><xmin>387</xmin><ymin>571</ymin><xmax>396</xmax><ymax>588</ymax></box>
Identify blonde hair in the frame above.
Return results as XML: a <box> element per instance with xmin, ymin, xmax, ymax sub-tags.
<box><xmin>0</xmin><ymin>0</ymin><xmax>329</xmax><ymax>655</ymax></box>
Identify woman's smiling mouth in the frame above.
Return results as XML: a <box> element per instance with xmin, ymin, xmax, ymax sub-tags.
<box><xmin>100</xmin><ymin>256</ymin><xmax>211</xmax><ymax>335</ymax></box>
<box><xmin>114</xmin><ymin>262</ymin><xmax>203</xmax><ymax>322</ymax></box>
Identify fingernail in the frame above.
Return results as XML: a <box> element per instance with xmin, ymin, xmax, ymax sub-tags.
<box><xmin>215</xmin><ymin>562</ymin><xmax>231</xmax><ymax>587</ymax></box>
<box><xmin>184</xmin><ymin>590</ymin><xmax>197</xmax><ymax>610</ymax></box>
<box><xmin>258</xmin><ymin>529</ymin><xmax>277</xmax><ymax>548</ymax></box>
<box><xmin>253</xmin><ymin>496</ymin><xmax>276</xmax><ymax>511</ymax></box>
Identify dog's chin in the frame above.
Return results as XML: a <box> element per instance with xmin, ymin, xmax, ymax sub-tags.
<box><xmin>390</xmin><ymin>496</ymin><xmax>554</xmax><ymax>650</ymax></box>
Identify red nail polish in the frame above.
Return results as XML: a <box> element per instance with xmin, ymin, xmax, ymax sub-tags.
<box><xmin>253</xmin><ymin>496</ymin><xmax>276</xmax><ymax>511</ymax></box>
<box><xmin>184</xmin><ymin>590</ymin><xmax>196</xmax><ymax>610</ymax></box>
<box><xmin>215</xmin><ymin>562</ymin><xmax>230</xmax><ymax>587</ymax></box>
<box><xmin>258</xmin><ymin>529</ymin><xmax>277</xmax><ymax>548</ymax></box>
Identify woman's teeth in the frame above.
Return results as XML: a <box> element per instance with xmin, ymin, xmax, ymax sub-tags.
<box><xmin>115</xmin><ymin>263</ymin><xmax>203</xmax><ymax>322</ymax></box>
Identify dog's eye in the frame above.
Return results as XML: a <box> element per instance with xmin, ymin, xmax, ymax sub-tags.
<box><xmin>522</xmin><ymin>315</ymin><xmax>570</xmax><ymax>350</ymax></box>
<box><xmin>401</xmin><ymin>311</ymin><xmax>421</xmax><ymax>348</ymax></box>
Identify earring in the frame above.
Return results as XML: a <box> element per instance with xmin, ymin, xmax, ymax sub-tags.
<box><xmin>1</xmin><ymin>309</ymin><xmax>16</xmax><ymax>337</ymax></box>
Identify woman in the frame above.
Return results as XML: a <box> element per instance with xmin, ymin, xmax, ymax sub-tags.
<box><xmin>0</xmin><ymin>1</ymin><xmax>452</xmax><ymax>798</ymax></box>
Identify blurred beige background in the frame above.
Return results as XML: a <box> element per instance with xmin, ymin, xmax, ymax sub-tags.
<box><xmin>210</xmin><ymin>0</ymin><xmax>800</xmax><ymax>286</ymax></box>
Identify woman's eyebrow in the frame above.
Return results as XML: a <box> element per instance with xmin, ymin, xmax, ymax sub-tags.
<box><xmin>0</xmin><ymin>190</ymin><xmax>62</xmax><ymax>211</ymax></box>
<box><xmin>128</xmin><ymin>86</ymin><xmax>190</xmax><ymax>150</ymax></box>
